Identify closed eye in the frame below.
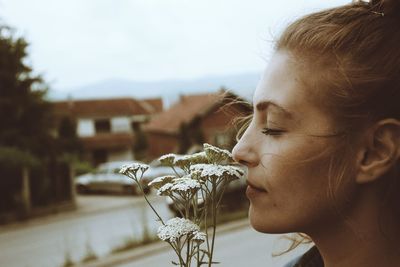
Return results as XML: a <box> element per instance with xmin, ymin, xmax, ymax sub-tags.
<box><xmin>261</xmin><ymin>128</ymin><xmax>285</xmax><ymax>136</ymax></box>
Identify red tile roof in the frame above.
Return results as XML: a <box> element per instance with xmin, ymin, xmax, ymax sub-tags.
<box><xmin>144</xmin><ymin>91</ymin><xmax>230</xmax><ymax>134</ymax></box>
<box><xmin>52</xmin><ymin>98</ymin><xmax>163</xmax><ymax>118</ymax></box>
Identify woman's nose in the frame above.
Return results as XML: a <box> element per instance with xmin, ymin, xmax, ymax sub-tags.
<box><xmin>232</xmin><ymin>135</ymin><xmax>258</xmax><ymax>167</ymax></box>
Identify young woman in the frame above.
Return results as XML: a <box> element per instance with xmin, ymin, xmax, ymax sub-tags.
<box><xmin>232</xmin><ymin>0</ymin><xmax>400</xmax><ymax>266</ymax></box>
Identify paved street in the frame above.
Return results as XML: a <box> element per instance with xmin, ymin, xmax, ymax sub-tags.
<box><xmin>0</xmin><ymin>194</ymin><xmax>312</xmax><ymax>267</ymax></box>
<box><xmin>0</xmin><ymin>194</ymin><xmax>174</xmax><ymax>267</ymax></box>
<box><xmin>117</xmin><ymin>225</ymin><xmax>311</xmax><ymax>267</ymax></box>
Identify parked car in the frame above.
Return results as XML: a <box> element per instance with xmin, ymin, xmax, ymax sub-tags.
<box><xmin>75</xmin><ymin>161</ymin><xmax>149</xmax><ymax>195</ymax></box>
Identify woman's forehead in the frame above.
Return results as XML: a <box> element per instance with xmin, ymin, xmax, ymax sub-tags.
<box><xmin>253</xmin><ymin>51</ymin><xmax>303</xmax><ymax>114</ymax></box>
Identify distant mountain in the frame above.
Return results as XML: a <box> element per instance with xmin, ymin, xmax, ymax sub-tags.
<box><xmin>47</xmin><ymin>72</ymin><xmax>260</xmax><ymax>106</ymax></box>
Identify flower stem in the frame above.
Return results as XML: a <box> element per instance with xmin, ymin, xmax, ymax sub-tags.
<box><xmin>136</xmin><ymin>178</ymin><xmax>165</xmax><ymax>225</ymax></box>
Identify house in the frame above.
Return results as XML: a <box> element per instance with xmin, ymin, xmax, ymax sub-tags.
<box><xmin>52</xmin><ymin>98</ymin><xmax>162</xmax><ymax>166</ymax></box>
<box><xmin>144</xmin><ymin>90</ymin><xmax>252</xmax><ymax>158</ymax></box>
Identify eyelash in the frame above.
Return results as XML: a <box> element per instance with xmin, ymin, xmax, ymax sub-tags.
<box><xmin>261</xmin><ymin>127</ymin><xmax>285</xmax><ymax>136</ymax></box>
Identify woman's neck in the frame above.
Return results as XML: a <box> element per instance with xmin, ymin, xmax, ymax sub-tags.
<box><xmin>306</xmin><ymin>186</ymin><xmax>400</xmax><ymax>267</ymax></box>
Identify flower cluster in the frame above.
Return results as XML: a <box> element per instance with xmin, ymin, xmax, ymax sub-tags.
<box><xmin>119</xmin><ymin>143</ymin><xmax>245</xmax><ymax>266</ymax></box>
<box><xmin>159</xmin><ymin>152</ymin><xmax>209</xmax><ymax>171</ymax></box>
<box><xmin>119</xmin><ymin>162</ymin><xmax>149</xmax><ymax>180</ymax></box>
<box><xmin>204</xmin><ymin>143</ymin><xmax>233</xmax><ymax>163</ymax></box>
<box><xmin>157</xmin><ymin>217</ymin><xmax>205</xmax><ymax>243</ymax></box>
<box><xmin>156</xmin><ymin>175</ymin><xmax>201</xmax><ymax>196</ymax></box>
<box><xmin>190</xmin><ymin>164</ymin><xmax>244</xmax><ymax>182</ymax></box>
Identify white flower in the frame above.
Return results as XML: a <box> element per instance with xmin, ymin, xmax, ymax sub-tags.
<box><xmin>170</xmin><ymin>176</ymin><xmax>201</xmax><ymax>193</ymax></box>
<box><xmin>157</xmin><ymin>218</ymin><xmax>201</xmax><ymax>242</ymax></box>
<box><xmin>190</xmin><ymin>164</ymin><xmax>244</xmax><ymax>181</ymax></box>
<box><xmin>159</xmin><ymin>153</ymin><xmax>177</xmax><ymax>166</ymax></box>
<box><xmin>173</xmin><ymin>154</ymin><xmax>192</xmax><ymax>169</ymax></box>
<box><xmin>157</xmin><ymin>182</ymin><xmax>174</xmax><ymax>196</ymax></box>
<box><xmin>148</xmin><ymin>175</ymin><xmax>175</xmax><ymax>189</ymax></box>
<box><xmin>203</xmin><ymin>143</ymin><xmax>233</xmax><ymax>162</ymax></box>
<box><xmin>156</xmin><ymin>175</ymin><xmax>200</xmax><ymax>195</ymax></box>
<box><xmin>192</xmin><ymin>231</ymin><xmax>206</xmax><ymax>244</ymax></box>
<box><xmin>119</xmin><ymin>162</ymin><xmax>149</xmax><ymax>178</ymax></box>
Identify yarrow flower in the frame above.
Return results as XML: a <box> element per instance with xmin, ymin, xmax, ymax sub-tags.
<box><xmin>159</xmin><ymin>151</ymin><xmax>210</xmax><ymax>171</ymax></box>
<box><xmin>119</xmin><ymin>162</ymin><xmax>149</xmax><ymax>179</ymax></box>
<box><xmin>190</xmin><ymin>164</ymin><xmax>244</xmax><ymax>181</ymax></box>
<box><xmin>155</xmin><ymin>175</ymin><xmax>201</xmax><ymax>196</ymax></box>
<box><xmin>159</xmin><ymin>153</ymin><xmax>177</xmax><ymax>166</ymax></box>
<box><xmin>157</xmin><ymin>218</ymin><xmax>203</xmax><ymax>243</ymax></box>
<box><xmin>148</xmin><ymin>175</ymin><xmax>175</xmax><ymax>190</ymax></box>
<box><xmin>157</xmin><ymin>182</ymin><xmax>174</xmax><ymax>196</ymax></box>
<box><xmin>170</xmin><ymin>176</ymin><xmax>201</xmax><ymax>193</ymax></box>
<box><xmin>119</xmin><ymin>143</ymin><xmax>241</xmax><ymax>266</ymax></box>
<box><xmin>174</xmin><ymin>152</ymin><xmax>209</xmax><ymax>169</ymax></box>
<box><xmin>192</xmin><ymin>231</ymin><xmax>206</xmax><ymax>244</ymax></box>
<box><xmin>203</xmin><ymin>143</ymin><xmax>233</xmax><ymax>163</ymax></box>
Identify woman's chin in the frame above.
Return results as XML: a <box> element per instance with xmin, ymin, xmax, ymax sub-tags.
<box><xmin>248</xmin><ymin>205</ymin><xmax>290</xmax><ymax>234</ymax></box>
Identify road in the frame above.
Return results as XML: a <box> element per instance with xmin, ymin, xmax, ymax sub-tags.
<box><xmin>117</xmin><ymin>225</ymin><xmax>311</xmax><ymax>267</ymax></box>
<box><xmin>0</xmin><ymin>194</ymin><xmax>174</xmax><ymax>267</ymax></box>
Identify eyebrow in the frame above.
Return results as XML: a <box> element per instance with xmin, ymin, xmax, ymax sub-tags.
<box><xmin>255</xmin><ymin>100</ymin><xmax>294</xmax><ymax>119</ymax></box>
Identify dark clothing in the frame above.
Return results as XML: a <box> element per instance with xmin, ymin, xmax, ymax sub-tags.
<box><xmin>283</xmin><ymin>247</ymin><xmax>324</xmax><ymax>267</ymax></box>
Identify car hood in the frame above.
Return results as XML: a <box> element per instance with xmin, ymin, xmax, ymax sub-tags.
<box><xmin>75</xmin><ymin>173</ymin><xmax>94</xmax><ymax>184</ymax></box>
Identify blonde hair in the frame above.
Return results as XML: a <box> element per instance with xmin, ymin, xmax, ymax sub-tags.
<box><xmin>238</xmin><ymin>0</ymin><xmax>400</xmax><ymax>253</ymax></box>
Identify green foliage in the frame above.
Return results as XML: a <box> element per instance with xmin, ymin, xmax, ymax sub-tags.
<box><xmin>0</xmin><ymin>23</ymin><xmax>78</xmax><ymax>212</ymax></box>
<box><xmin>73</xmin><ymin>161</ymin><xmax>94</xmax><ymax>176</ymax></box>
<box><xmin>0</xmin><ymin>146</ymin><xmax>38</xmax><ymax>167</ymax></box>
<box><xmin>0</xmin><ymin>24</ymin><xmax>54</xmax><ymax>158</ymax></box>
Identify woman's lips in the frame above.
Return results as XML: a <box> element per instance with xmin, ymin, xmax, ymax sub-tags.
<box><xmin>246</xmin><ymin>180</ymin><xmax>267</xmax><ymax>198</ymax></box>
<box><xmin>246</xmin><ymin>180</ymin><xmax>266</xmax><ymax>192</ymax></box>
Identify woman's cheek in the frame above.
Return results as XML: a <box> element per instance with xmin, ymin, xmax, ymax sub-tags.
<box><xmin>257</xmin><ymin>143</ymin><xmax>333</xmax><ymax>223</ymax></box>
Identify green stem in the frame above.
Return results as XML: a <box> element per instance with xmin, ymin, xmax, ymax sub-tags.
<box><xmin>186</xmin><ymin>238</ymin><xmax>191</xmax><ymax>267</ymax></box>
<box><xmin>171</xmin><ymin>166</ymin><xmax>183</xmax><ymax>177</ymax></box>
<box><xmin>136</xmin><ymin>177</ymin><xmax>165</xmax><ymax>225</ymax></box>
<box><xmin>208</xmin><ymin>180</ymin><xmax>217</xmax><ymax>267</ymax></box>
<box><xmin>168</xmin><ymin>242</ymin><xmax>185</xmax><ymax>266</ymax></box>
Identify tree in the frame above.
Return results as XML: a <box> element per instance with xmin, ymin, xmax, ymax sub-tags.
<box><xmin>0</xmin><ymin>25</ymin><xmax>54</xmax><ymax>159</ymax></box>
<box><xmin>0</xmin><ymin>23</ymin><xmax>57</xmax><ymax>214</ymax></box>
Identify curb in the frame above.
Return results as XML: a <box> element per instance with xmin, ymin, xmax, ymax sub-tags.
<box><xmin>76</xmin><ymin>218</ymin><xmax>250</xmax><ymax>267</ymax></box>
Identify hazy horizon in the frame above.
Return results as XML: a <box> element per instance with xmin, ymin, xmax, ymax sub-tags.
<box><xmin>1</xmin><ymin>0</ymin><xmax>348</xmax><ymax>93</ymax></box>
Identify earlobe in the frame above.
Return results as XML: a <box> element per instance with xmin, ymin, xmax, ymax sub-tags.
<box><xmin>355</xmin><ymin>119</ymin><xmax>400</xmax><ymax>184</ymax></box>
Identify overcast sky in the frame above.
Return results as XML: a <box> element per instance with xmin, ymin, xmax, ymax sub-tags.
<box><xmin>0</xmin><ymin>0</ymin><xmax>348</xmax><ymax>92</ymax></box>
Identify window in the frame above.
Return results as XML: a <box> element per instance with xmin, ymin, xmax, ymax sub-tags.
<box><xmin>94</xmin><ymin>119</ymin><xmax>111</xmax><ymax>134</ymax></box>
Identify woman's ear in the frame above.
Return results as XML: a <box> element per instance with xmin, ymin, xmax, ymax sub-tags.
<box><xmin>355</xmin><ymin>119</ymin><xmax>400</xmax><ymax>184</ymax></box>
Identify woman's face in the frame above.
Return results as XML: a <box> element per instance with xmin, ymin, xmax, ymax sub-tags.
<box><xmin>232</xmin><ymin>51</ymin><xmax>356</xmax><ymax>234</ymax></box>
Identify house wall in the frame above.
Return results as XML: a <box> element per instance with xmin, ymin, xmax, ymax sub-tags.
<box><xmin>145</xmin><ymin>103</ymin><xmax>247</xmax><ymax>158</ymax></box>
<box><xmin>146</xmin><ymin>132</ymin><xmax>179</xmax><ymax>159</ymax></box>
<box><xmin>201</xmin><ymin>104</ymin><xmax>243</xmax><ymax>149</ymax></box>
<box><xmin>108</xmin><ymin>148</ymin><xmax>134</xmax><ymax>162</ymax></box>
<box><xmin>76</xmin><ymin>116</ymin><xmax>138</xmax><ymax>165</ymax></box>
<box><xmin>77</xmin><ymin>116</ymin><xmax>134</xmax><ymax>137</ymax></box>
